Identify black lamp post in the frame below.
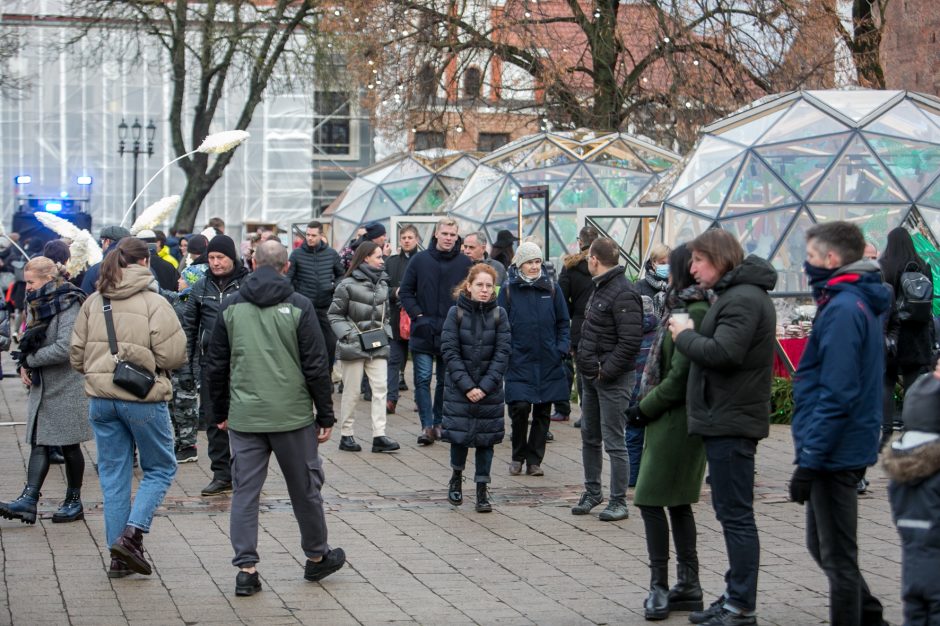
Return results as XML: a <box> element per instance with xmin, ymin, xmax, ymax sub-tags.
<box><xmin>118</xmin><ymin>118</ymin><xmax>156</xmax><ymax>223</ymax></box>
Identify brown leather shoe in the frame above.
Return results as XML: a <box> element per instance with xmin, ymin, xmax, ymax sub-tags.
<box><xmin>386</xmin><ymin>400</ymin><xmax>396</xmax><ymax>414</ymax></box>
<box><xmin>107</xmin><ymin>557</ymin><xmax>132</xmax><ymax>578</ymax></box>
<box><xmin>110</xmin><ymin>525</ymin><xmax>152</xmax><ymax>575</ymax></box>
<box><xmin>432</xmin><ymin>425</ymin><xmax>443</xmax><ymax>440</ymax></box>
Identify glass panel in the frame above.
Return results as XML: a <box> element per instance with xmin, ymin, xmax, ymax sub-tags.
<box><xmin>865</xmin><ymin>100</ymin><xmax>940</xmax><ymax>145</ymax></box>
<box><xmin>515</xmin><ymin>139</ymin><xmax>577</xmax><ymax>171</ymax></box>
<box><xmin>488</xmin><ymin>179</ymin><xmax>542</xmax><ymax>221</ymax></box>
<box><xmin>383</xmin><ymin>157</ymin><xmax>432</xmax><ymax>182</ymax></box>
<box><xmin>807</xmin><ymin>90</ymin><xmax>902</xmax><ymax>122</ymax></box>
<box><xmin>629</xmin><ymin>145</ymin><xmax>678</xmax><ymax>172</ymax></box>
<box><xmin>333</xmin><ymin>193</ymin><xmax>371</xmax><ymax>226</ymax></box>
<box><xmin>547</xmin><ymin>215</ymin><xmax>576</xmax><ymax>260</ymax></box>
<box><xmin>490</xmin><ymin>143</ymin><xmax>537</xmax><ymax>172</ymax></box>
<box><xmin>331</xmin><ymin>217</ymin><xmax>360</xmax><ymax>249</ymax></box>
<box><xmin>755</xmin><ymin>133</ymin><xmax>849</xmax><ymax>199</ymax></box>
<box><xmin>720</xmin><ymin>207</ymin><xmax>797</xmax><ymax>259</ymax></box>
<box><xmin>440</xmin><ymin>155</ymin><xmax>478</xmax><ymax>178</ymax></box>
<box><xmin>770</xmin><ymin>210</ymin><xmax>815</xmax><ymax>292</ymax></box>
<box><xmin>811</xmin><ymin>136</ymin><xmax>910</xmax><ymax>203</ymax></box>
<box><xmin>915</xmin><ymin>102</ymin><xmax>940</xmax><ymax>138</ymax></box>
<box><xmin>382</xmin><ymin>177</ymin><xmax>430</xmax><ymax>210</ymax></box>
<box><xmin>410</xmin><ymin>178</ymin><xmax>450</xmax><ymax>214</ymax></box>
<box><xmin>918</xmin><ymin>173</ymin><xmax>940</xmax><ymax>208</ymax></box>
<box><xmin>450</xmin><ymin>165</ymin><xmax>503</xmax><ymax>205</ymax></box>
<box><xmin>450</xmin><ymin>181</ymin><xmax>502</xmax><ymax>221</ymax></box>
<box><xmin>809</xmin><ymin>204</ymin><xmax>910</xmax><ymax>250</ymax></box>
<box><xmin>670</xmin><ymin>136</ymin><xmax>745</xmax><ymax>196</ymax></box>
<box><xmin>714</xmin><ymin>104</ymin><xmax>790</xmax><ymax>146</ymax></box>
<box><xmin>513</xmin><ymin>165</ymin><xmax>576</xmax><ymax>211</ymax></box>
<box><xmin>668</xmin><ymin>155</ymin><xmax>744</xmax><ymax>217</ymax></box>
<box><xmin>864</xmin><ymin>134</ymin><xmax>940</xmax><ymax>200</ymax></box>
<box><xmin>660</xmin><ymin>207</ymin><xmax>715</xmax><ymax>247</ymax></box>
<box><xmin>587</xmin><ymin>139</ymin><xmax>650</xmax><ymax>171</ymax></box>
<box><xmin>438</xmin><ymin>176</ymin><xmax>466</xmax><ymax>193</ymax></box>
<box><xmin>588</xmin><ymin>163</ymin><xmax>654</xmax><ymax>207</ymax></box>
<box><xmin>919</xmin><ymin>207</ymin><xmax>940</xmax><ymax>245</ymax></box>
<box><xmin>362</xmin><ymin>163</ymin><xmax>399</xmax><ymax>184</ymax></box>
<box><xmin>555</xmin><ymin>169</ymin><xmax>612</xmax><ymax>211</ymax></box>
<box><xmin>722</xmin><ymin>155</ymin><xmax>799</xmax><ymax>216</ymax></box>
<box><xmin>759</xmin><ymin>101</ymin><xmax>850</xmax><ymax>145</ymax></box>
<box><xmin>339</xmin><ymin>178</ymin><xmax>375</xmax><ymax>205</ymax></box>
<box><xmin>363</xmin><ymin>190</ymin><xmax>402</xmax><ymax>222</ymax></box>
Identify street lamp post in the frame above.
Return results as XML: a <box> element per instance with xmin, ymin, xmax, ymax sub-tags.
<box><xmin>118</xmin><ymin>118</ymin><xmax>156</xmax><ymax>223</ymax></box>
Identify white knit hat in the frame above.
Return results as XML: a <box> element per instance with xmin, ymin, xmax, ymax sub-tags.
<box><xmin>513</xmin><ymin>241</ymin><xmax>543</xmax><ymax>267</ymax></box>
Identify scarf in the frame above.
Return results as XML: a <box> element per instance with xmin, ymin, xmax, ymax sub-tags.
<box><xmin>15</xmin><ymin>279</ymin><xmax>87</xmax><ymax>364</ymax></box>
<box><xmin>520</xmin><ymin>269</ymin><xmax>542</xmax><ymax>284</ymax></box>
<box><xmin>638</xmin><ymin>285</ymin><xmax>713</xmax><ymax>399</ymax></box>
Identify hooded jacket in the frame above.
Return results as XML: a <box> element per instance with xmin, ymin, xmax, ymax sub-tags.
<box><xmin>328</xmin><ymin>265</ymin><xmax>392</xmax><ymax>361</ymax></box>
<box><xmin>676</xmin><ymin>255</ymin><xmax>778</xmax><ymax>440</ymax></box>
<box><xmin>69</xmin><ymin>264</ymin><xmax>187</xmax><ymax>402</ymax></box>
<box><xmin>791</xmin><ymin>260</ymin><xmax>892</xmax><ymax>470</ymax></box>
<box><xmin>558</xmin><ymin>249</ymin><xmax>594</xmax><ymax>348</ymax></box>
<box><xmin>205</xmin><ymin>265</ymin><xmax>335</xmax><ymax>432</ymax></box>
<box><xmin>398</xmin><ymin>236</ymin><xmax>473</xmax><ymax>354</ymax></box>
<box><xmin>287</xmin><ymin>240</ymin><xmax>344</xmax><ymax>310</ymax></box>
<box><xmin>576</xmin><ymin>265</ymin><xmax>643</xmax><ymax>379</ymax></box>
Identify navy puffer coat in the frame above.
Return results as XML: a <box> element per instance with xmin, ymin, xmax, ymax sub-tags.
<box><xmin>441</xmin><ymin>294</ymin><xmax>511</xmax><ymax>448</ymax></box>
<box><xmin>497</xmin><ymin>266</ymin><xmax>571</xmax><ymax>404</ymax></box>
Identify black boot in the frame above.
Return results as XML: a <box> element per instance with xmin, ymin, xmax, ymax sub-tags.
<box><xmin>644</xmin><ymin>565</ymin><xmax>670</xmax><ymax>620</ymax></box>
<box><xmin>0</xmin><ymin>486</ymin><xmax>40</xmax><ymax>524</ymax></box>
<box><xmin>52</xmin><ymin>487</ymin><xmax>84</xmax><ymax>523</ymax></box>
<box><xmin>110</xmin><ymin>525</ymin><xmax>152</xmax><ymax>575</ymax></box>
<box><xmin>475</xmin><ymin>483</ymin><xmax>492</xmax><ymax>513</ymax></box>
<box><xmin>668</xmin><ymin>561</ymin><xmax>703</xmax><ymax>612</ymax></box>
<box><xmin>447</xmin><ymin>471</ymin><xmax>463</xmax><ymax>505</ymax></box>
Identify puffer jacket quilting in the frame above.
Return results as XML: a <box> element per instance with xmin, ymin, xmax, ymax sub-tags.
<box><xmin>328</xmin><ymin>268</ymin><xmax>392</xmax><ymax>360</ymax></box>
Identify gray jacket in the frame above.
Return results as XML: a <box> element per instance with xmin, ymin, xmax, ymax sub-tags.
<box><xmin>328</xmin><ymin>267</ymin><xmax>392</xmax><ymax>361</ymax></box>
<box><xmin>24</xmin><ymin>302</ymin><xmax>91</xmax><ymax>445</ymax></box>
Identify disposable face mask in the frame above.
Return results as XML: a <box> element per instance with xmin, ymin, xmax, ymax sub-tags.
<box><xmin>654</xmin><ymin>264</ymin><xmax>670</xmax><ymax>279</ymax></box>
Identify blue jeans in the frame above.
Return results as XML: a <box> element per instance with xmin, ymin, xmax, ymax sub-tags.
<box><xmin>386</xmin><ymin>338</ymin><xmax>409</xmax><ymax>403</ymax></box>
<box><xmin>704</xmin><ymin>436</ymin><xmax>760</xmax><ymax>614</ymax></box>
<box><xmin>450</xmin><ymin>444</ymin><xmax>495</xmax><ymax>483</ymax></box>
<box><xmin>413</xmin><ymin>351</ymin><xmax>444</xmax><ymax>429</ymax></box>
<box><xmin>625</xmin><ymin>426</ymin><xmax>644</xmax><ymax>487</ymax></box>
<box><xmin>88</xmin><ymin>398</ymin><xmax>177</xmax><ymax>547</ymax></box>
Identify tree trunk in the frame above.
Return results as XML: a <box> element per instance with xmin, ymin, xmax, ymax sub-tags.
<box><xmin>174</xmin><ymin>171</ymin><xmax>219</xmax><ymax>233</ymax></box>
<box><xmin>853</xmin><ymin>0</ymin><xmax>887</xmax><ymax>88</ymax></box>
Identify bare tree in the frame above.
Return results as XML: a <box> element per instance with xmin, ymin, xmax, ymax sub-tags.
<box><xmin>67</xmin><ymin>0</ymin><xmax>334</xmax><ymax>232</ymax></box>
<box><xmin>0</xmin><ymin>25</ymin><xmax>28</xmax><ymax>99</ymax></box>
<box><xmin>825</xmin><ymin>0</ymin><xmax>890</xmax><ymax>88</ymax></box>
<box><xmin>348</xmin><ymin>0</ymin><xmax>842</xmax><ymax>151</ymax></box>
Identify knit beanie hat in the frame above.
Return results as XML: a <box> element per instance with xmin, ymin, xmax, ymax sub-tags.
<box><xmin>364</xmin><ymin>221</ymin><xmax>386</xmax><ymax>241</ymax></box>
<box><xmin>207</xmin><ymin>235</ymin><xmax>238</xmax><ymax>263</ymax></box>
<box><xmin>187</xmin><ymin>234</ymin><xmax>208</xmax><ymax>256</ymax></box>
<box><xmin>513</xmin><ymin>241</ymin><xmax>543</xmax><ymax>267</ymax></box>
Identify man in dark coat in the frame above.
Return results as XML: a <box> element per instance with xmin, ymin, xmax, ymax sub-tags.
<box><xmin>789</xmin><ymin>221</ymin><xmax>888</xmax><ymax>626</ymax></box>
<box><xmin>287</xmin><ymin>220</ymin><xmax>344</xmax><ymax>367</ymax></box>
<box><xmin>80</xmin><ymin>225</ymin><xmax>132</xmax><ymax>294</ymax></box>
<box><xmin>557</xmin><ymin>225</ymin><xmax>600</xmax><ymax>424</ymax></box>
<box><xmin>573</xmin><ymin>237</ymin><xmax>642</xmax><ymax>522</ymax></box>
<box><xmin>181</xmin><ymin>235</ymin><xmax>250</xmax><ymax>497</ymax></box>
<box><xmin>399</xmin><ymin>218</ymin><xmax>473</xmax><ymax>445</ymax></box>
<box><xmin>384</xmin><ymin>224</ymin><xmax>419</xmax><ymax>413</ymax></box>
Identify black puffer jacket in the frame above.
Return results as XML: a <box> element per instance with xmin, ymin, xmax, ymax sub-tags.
<box><xmin>385</xmin><ymin>249</ymin><xmax>416</xmax><ymax>340</ymax></box>
<box><xmin>181</xmin><ymin>264</ymin><xmax>251</xmax><ymax>370</ymax></box>
<box><xmin>577</xmin><ymin>265</ymin><xmax>643</xmax><ymax>379</ymax></box>
<box><xmin>287</xmin><ymin>240</ymin><xmax>344</xmax><ymax>310</ymax></box>
<box><xmin>558</xmin><ymin>249</ymin><xmax>594</xmax><ymax>348</ymax></box>
<box><xmin>441</xmin><ymin>294</ymin><xmax>511</xmax><ymax>448</ymax></box>
<box><xmin>675</xmin><ymin>255</ymin><xmax>777</xmax><ymax>440</ymax></box>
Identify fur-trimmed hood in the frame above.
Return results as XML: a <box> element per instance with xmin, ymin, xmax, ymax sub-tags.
<box><xmin>883</xmin><ymin>441</ymin><xmax>940</xmax><ymax>484</ymax></box>
<box><xmin>563</xmin><ymin>249</ymin><xmax>588</xmax><ymax>269</ymax></box>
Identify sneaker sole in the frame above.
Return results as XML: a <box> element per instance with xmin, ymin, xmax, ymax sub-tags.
<box><xmin>235</xmin><ymin>583</ymin><xmax>262</xmax><ymax>596</ymax></box>
<box><xmin>201</xmin><ymin>488</ymin><xmax>233</xmax><ymax>496</ymax></box>
<box><xmin>371</xmin><ymin>446</ymin><xmax>401</xmax><ymax>453</ymax></box>
<box><xmin>176</xmin><ymin>456</ymin><xmax>198</xmax><ymax>464</ymax></box>
<box><xmin>109</xmin><ymin>545</ymin><xmax>152</xmax><ymax>576</ymax></box>
<box><xmin>0</xmin><ymin>509</ymin><xmax>36</xmax><ymax>524</ymax></box>
<box><xmin>51</xmin><ymin>512</ymin><xmax>85</xmax><ymax>523</ymax></box>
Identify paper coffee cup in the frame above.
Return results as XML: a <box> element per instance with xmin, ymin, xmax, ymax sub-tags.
<box><xmin>672</xmin><ymin>312</ymin><xmax>690</xmax><ymax>325</ymax></box>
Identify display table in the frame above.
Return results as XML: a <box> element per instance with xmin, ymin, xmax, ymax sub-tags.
<box><xmin>773</xmin><ymin>337</ymin><xmax>809</xmax><ymax>379</ymax></box>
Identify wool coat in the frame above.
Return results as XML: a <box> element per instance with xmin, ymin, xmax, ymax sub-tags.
<box><xmin>23</xmin><ymin>299</ymin><xmax>91</xmax><ymax>446</ymax></box>
<box><xmin>634</xmin><ymin>300</ymin><xmax>709</xmax><ymax>507</ymax></box>
<box><xmin>440</xmin><ymin>294</ymin><xmax>511</xmax><ymax>448</ymax></box>
<box><xmin>497</xmin><ymin>266</ymin><xmax>570</xmax><ymax>405</ymax></box>
<box><xmin>328</xmin><ymin>266</ymin><xmax>392</xmax><ymax>361</ymax></box>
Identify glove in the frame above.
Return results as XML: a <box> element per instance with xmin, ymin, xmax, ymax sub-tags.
<box><xmin>625</xmin><ymin>405</ymin><xmax>652</xmax><ymax>428</ymax></box>
<box><xmin>788</xmin><ymin>466</ymin><xmax>817</xmax><ymax>504</ymax></box>
<box><xmin>177</xmin><ymin>372</ymin><xmax>196</xmax><ymax>392</ymax></box>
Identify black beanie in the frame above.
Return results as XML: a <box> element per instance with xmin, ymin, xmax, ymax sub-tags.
<box><xmin>207</xmin><ymin>235</ymin><xmax>238</xmax><ymax>263</ymax></box>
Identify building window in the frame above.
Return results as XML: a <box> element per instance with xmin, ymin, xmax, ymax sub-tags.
<box><xmin>418</xmin><ymin>64</ymin><xmax>437</xmax><ymax>100</ymax></box>
<box><xmin>464</xmin><ymin>67</ymin><xmax>482</xmax><ymax>99</ymax></box>
<box><xmin>414</xmin><ymin>131</ymin><xmax>446</xmax><ymax>151</ymax></box>
<box><xmin>313</xmin><ymin>91</ymin><xmax>351</xmax><ymax>156</ymax></box>
<box><xmin>478</xmin><ymin>132</ymin><xmax>510</xmax><ymax>152</ymax></box>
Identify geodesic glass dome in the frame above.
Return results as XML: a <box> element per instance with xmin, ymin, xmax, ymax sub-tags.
<box><xmin>326</xmin><ymin>149</ymin><xmax>479</xmax><ymax>247</ymax></box>
<box><xmin>444</xmin><ymin>130</ymin><xmax>679</xmax><ymax>261</ymax></box>
<box><xmin>660</xmin><ymin>89</ymin><xmax>940</xmax><ymax>292</ymax></box>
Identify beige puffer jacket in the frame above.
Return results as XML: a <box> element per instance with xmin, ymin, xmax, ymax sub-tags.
<box><xmin>70</xmin><ymin>264</ymin><xmax>187</xmax><ymax>402</ymax></box>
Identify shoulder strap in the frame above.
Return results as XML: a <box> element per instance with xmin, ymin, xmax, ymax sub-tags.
<box><xmin>102</xmin><ymin>297</ymin><xmax>119</xmax><ymax>360</ymax></box>
<box><xmin>456</xmin><ymin>306</ymin><xmax>463</xmax><ymax>325</ymax></box>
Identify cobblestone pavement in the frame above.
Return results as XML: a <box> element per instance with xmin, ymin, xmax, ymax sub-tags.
<box><xmin>0</xmin><ymin>361</ymin><xmax>904</xmax><ymax>625</ymax></box>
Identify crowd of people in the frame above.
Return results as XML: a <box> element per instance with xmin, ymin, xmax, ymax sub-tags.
<box><xmin>0</xmin><ymin>213</ymin><xmax>936</xmax><ymax>625</ymax></box>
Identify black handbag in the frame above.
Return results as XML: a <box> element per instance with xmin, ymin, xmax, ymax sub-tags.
<box><xmin>356</xmin><ymin>304</ymin><xmax>388</xmax><ymax>351</ymax></box>
<box><xmin>103</xmin><ymin>298</ymin><xmax>156</xmax><ymax>399</ymax></box>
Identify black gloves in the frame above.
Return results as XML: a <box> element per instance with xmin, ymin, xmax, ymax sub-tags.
<box><xmin>788</xmin><ymin>466</ymin><xmax>817</xmax><ymax>504</ymax></box>
<box><xmin>625</xmin><ymin>405</ymin><xmax>652</xmax><ymax>428</ymax></box>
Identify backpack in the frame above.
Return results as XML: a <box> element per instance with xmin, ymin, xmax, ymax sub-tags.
<box><xmin>897</xmin><ymin>262</ymin><xmax>933</xmax><ymax>323</ymax></box>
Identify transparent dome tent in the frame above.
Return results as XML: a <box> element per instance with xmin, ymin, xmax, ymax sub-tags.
<box><xmin>659</xmin><ymin>89</ymin><xmax>940</xmax><ymax>292</ymax></box>
<box><xmin>443</xmin><ymin>130</ymin><xmax>680</xmax><ymax>264</ymax></box>
<box><xmin>325</xmin><ymin>149</ymin><xmax>479</xmax><ymax>247</ymax></box>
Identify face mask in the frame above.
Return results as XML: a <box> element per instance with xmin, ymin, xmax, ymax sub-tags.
<box><xmin>803</xmin><ymin>261</ymin><xmax>835</xmax><ymax>285</ymax></box>
<box><xmin>654</xmin><ymin>264</ymin><xmax>670</xmax><ymax>279</ymax></box>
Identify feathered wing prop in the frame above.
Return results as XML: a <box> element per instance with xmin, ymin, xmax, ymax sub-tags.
<box><xmin>35</xmin><ymin>211</ymin><xmax>81</xmax><ymax>240</ymax></box>
<box><xmin>129</xmin><ymin>195</ymin><xmax>181</xmax><ymax>235</ymax></box>
<box><xmin>201</xmin><ymin>227</ymin><xmax>218</xmax><ymax>240</ymax></box>
<box><xmin>66</xmin><ymin>230</ymin><xmax>103</xmax><ymax>276</ymax></box>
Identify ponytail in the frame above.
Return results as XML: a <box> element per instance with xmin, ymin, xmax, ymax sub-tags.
<box><xmin>96</xmin><ymin>237</ymin><xmax>149</xmax><ymax>293</ymax></box>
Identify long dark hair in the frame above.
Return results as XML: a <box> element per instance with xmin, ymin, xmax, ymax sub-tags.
<box><xmin>667</xmin><ymin>244</ymin><xmax>695</xmax><ymax>294</ymax></box>
<box><xmin>97</xmin><ymin>237</ymin><xmax>150</xmax><ymax>294</ymax></box>
<box><xmin>346</xmin><ymin>240</ymin><xmax>380</xmax><ymax>277</ymax></box>
<box><xmin>879</xmin><ymin>227</ymin><xmax>928</xmax><ymax>289</ymax></box>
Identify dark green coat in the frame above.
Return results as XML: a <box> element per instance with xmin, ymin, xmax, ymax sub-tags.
<box><xmin>634</xmin><ymin>300</ymin><xmax>708</xmax><ymax>507</ymax></box>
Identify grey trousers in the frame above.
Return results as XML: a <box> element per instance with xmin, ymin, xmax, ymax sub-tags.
<box><xmin>580</xmin><ymin>371</ymin><xmax>634</xmax><ymax>502</ymax></box>
<box><xmin>229</xmin><ymin>424</ymin><xmax>330</xmax><ymax>568</ymax></box>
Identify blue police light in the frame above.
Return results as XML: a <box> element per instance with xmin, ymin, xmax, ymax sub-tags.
<box><xmin>60</xmin><ymin>191</ymin><xmax>69</xmax><ymax>198</ymax></box>
<box><xmin>14</xmin><ymin>175</ymin><xmax>31</xmax><ymax>185</ymax></box>
<box><xmin>44</xmin><ymin>202</ymin><xmax>63</xmax><ymax>213</ymax></box>
<box><xmin>76</xmin><ymin>175</ymin><xmax>92</xmax><ymax>186</ymax></box>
